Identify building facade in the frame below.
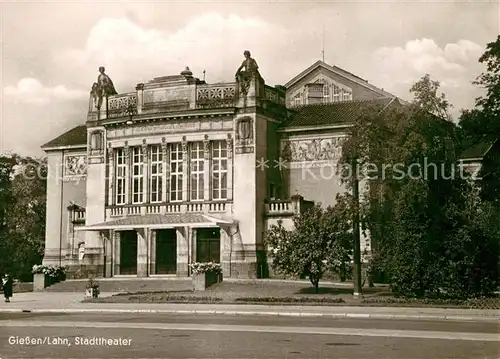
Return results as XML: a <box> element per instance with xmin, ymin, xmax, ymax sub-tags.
<box><xmin>42</xmin><ymin>54</ymin><xmax>398</xmax><ymax>278</ymax></box>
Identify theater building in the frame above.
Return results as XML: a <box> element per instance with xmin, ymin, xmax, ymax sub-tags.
<box><xmin>41</xmin><ymin>54</ymin><xmax>399</xmax><ymax>278</ymax></box>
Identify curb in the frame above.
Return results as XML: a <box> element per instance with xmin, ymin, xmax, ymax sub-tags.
<box><xmin>0</xmin><ymin>308</ymin><xmax>498</xmax><ymax>323</ymax></box>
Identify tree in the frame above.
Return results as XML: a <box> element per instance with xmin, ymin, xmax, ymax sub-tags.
<box><xmin>264</xmin><ymin>197</ymin><xmax>352</xmax><ymax>293</ymax></box>
<box><xmin>459</xmin><ymin>35</ymin><xmax>500</xmax><ymax>204</ymax></box>
<box><xmin>339</xmin><ymin>80</ymin><xmax>499</xmax><ymax>298</ymax></box>
<box><xmin>0</xmin><ymin>155</ymin><xmax>47</xmax><ymax>281</ymax></box>
<box><xmin>410</xmin><ymin>74</ymin><xmax>453</xmax><ymax>120</ymax></box>
<box><xmin>474</xmin><ymin>35</ymin><xmax>500</xmax><ymax>121</ymax></box>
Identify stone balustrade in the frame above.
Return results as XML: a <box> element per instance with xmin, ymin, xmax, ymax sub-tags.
<box><xmin>265</xmin><ymin>200</ymin><xmax>294</xmax><ymax>216</ymax></box>
<box><xmin>106</xmin><ymin>201</ymin><xmax>232</xmax><ymax>218</ymax></box>
<box><xmin>196</xmin><ymin>83</ymin><xmax>236</xmax><ymax>109</ymax></box>
<box><xmin>265</xmin><ymin>195</ymin><xmax>314</xmax><ymax>217</ymax></box>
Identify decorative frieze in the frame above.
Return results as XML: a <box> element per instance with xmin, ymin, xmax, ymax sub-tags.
<box><xmin>107</xmin><ymin>120</ymin><xmax>233</xmax><ymax>139</ymax></box>
<box><xmin>281</xmin><ymin>137</ymin><xmax>347</xmax><ymax>162</ymax></box>
<box><xmin>64</xmin><ymin>155</ymin><xmax>87</xmax><ymax>177</ymax></box>
<box><xmin>143</xmin><ymin>87</ymin><xmax>190</xmax><ymax>104</ymax></box>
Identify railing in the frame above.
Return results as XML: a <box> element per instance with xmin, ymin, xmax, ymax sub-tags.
<box><xmin>265</xmin><ymin>196</ymin><xmax>315</xmax><ymax>217</ymax></box>
<box><xmin>106</xmin><ymin>202</ymin><xmax>232</xmax><ymax>218</ymax></box>
<box><xmin>265</xmin><ymin>200</ymin><xmax>294</xmax><ymax>216</ymax></box>
<box><xmin>196</xmin><ymin>83</ymin><xmax>236</xmax><ymax>109</ymax></box>
<box><xmin>72</xmin><ymin>209</ymin><xmax>86</xmax><ymax>223</ymax></box>
<box><xmin>264</xmin><ymin>85</ymin><xmax>286</xmax><ymax>106</ymax></box>
<box><xmin>107</xmin><ymin>92</ymin><xmax>138</xmax><ymax>118</ymax></box>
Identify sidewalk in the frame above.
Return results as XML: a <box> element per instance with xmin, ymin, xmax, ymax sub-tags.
<box><xmin>0</xmin><ymin>292</ymin><xmax>498</xmax><ymax>323</ymax></box>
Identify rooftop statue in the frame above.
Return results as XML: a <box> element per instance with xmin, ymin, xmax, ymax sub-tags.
<box><xmin>91</xmin><ymin>66</ymin><xmax>118</xmax><ymax>110</ymax></box>
<box><xmin>235</xmin><ymin>50</ymin><xmax>259</xmax><ymax>95</ymax></box>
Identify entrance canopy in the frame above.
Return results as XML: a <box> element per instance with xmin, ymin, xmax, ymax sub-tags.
<box><xmin>76</xmin><ymin>213</ymin><xmax>234</xmax><ymax>231</ymax></box>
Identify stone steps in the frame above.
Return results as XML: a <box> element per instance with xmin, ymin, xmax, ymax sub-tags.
<box><xmin>44</xmin><ymin>278</ymin><xmax>192</xmax><ymax>293</ymax></box>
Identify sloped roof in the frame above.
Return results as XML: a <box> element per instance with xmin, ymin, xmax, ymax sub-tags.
<box><xmin>460</xmin><ymin>138</ymin><xmax>498</xmax><ymax>160</ymax></box>
<box><xmin>284</xmin><ymin>60</ymin><xmax>396</xmax><ymax>98</ymax></box>
<box><xmin>79</xmin><ymin>213</ymin><xmax>234</xmax><ymax>231</ymax></box>
<box><xmin>41</xmin><ymin>125</ymin><xmax>87</xmax><ymax>150</ymax></box>
<box><xmin>283</xmin><ymin>97</ymin><xmax>395</xmax><ymax>128</ymax></box>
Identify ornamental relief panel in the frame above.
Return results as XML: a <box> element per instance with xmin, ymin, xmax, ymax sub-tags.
<box><xmin>64</xmin><ymin>155</ymin><xmax>87</xmax><ymax>177</ymax></box>
<box><xmin>281</xmin><ymin>137</ymin><xmax>347</xmax><ymax>162</ymax></box>
<box><xmin>106</xmin><ymin>119</ymin><xmax>233</xmax><ymax>138</ymax></box>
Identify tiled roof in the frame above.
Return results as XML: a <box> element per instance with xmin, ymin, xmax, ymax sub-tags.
<box><xmin>83</xmin><ymin>213</ymin><xmax>214</xmax><ymax>230</ymax></box>
<box><xmin>41</xmin><ymin>125</ymin><xmax>87</xmax><ymax>149</ymax></box>
<box><xmin>283</xmin><ymin>98</ymin><xmax>395</xmax><ymax>128</ymax></box>
<box><xmin>461</xmin><ymin>138</ymin><xmax>498</xmax><ymax>160</ymax></box>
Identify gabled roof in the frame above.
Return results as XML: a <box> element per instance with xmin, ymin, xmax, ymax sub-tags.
<box><xmin>460</xmin><ymin>138</ymin><xmax>498</xmax><ymax>160</ymax></box>
<box><xmin>282</xmin><ymin>97</ymin><xmax>396</xmax><ymax>128</ymax></box>
<box><xmin>41</xmin><ymin>125</ymin><xmax>87</xmax><ymax>150</ymax></box>
<box><xmin>284</xmin><ymin>60</ymin><xmax>396</xmax><ymax>98</ymax></box>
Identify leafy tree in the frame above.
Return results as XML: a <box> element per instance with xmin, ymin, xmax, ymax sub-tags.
<box><xmin>410</xmin><ymin>74</ymin><xmax>452</xmax><ymax>120</ymax></box>
<box><xmin>0</xmin><ymin>155</ymin><xmax>46</xmax><ymax>281</ymax></box>
<box><xmin>339</xmin><ymin>76</ymin><xmax>499</xmax><ymax>298</ymax></box>
<box><xmin>459</xmin><ymin>35</ymin><xmax>500</xmax><ymax>204</ymax></box>
<box><xmin>474</xmin><ymin>35</ymin><xmax>500</xmax><ymax>121</ymax></box>
<box><xmin>264</xmin><ymin>197</ymin><xmax>352</xmax><ymax>293</ymax></box>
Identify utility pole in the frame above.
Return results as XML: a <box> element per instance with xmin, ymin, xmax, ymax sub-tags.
<box><xmin>352</xmin><ymin>156</ymin><xmax>362</xmax><ymax>297</ymax></box>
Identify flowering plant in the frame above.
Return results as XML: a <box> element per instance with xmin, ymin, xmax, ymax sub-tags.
<box><xmin>189</xmin><ymin>262</ymin><xmax>222</xmax><ymax>275</ymax></box>
<box><xmin>32</xmin><ymin>265</ymin><xmax>68</xmax><ymax>278</ymax></box>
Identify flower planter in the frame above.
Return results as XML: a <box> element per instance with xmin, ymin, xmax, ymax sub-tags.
<box><xmin>192</xmin><ymin>271</ymin><xmax>222</xmax><ymax>291</ymax></box>
<box><xmin>33</xmin><ymin>273</ymin><xmax>46</xmax><ymax>291</ymax></box>
<box><xmin>85</xmin><ymin>288</ymin><xmax>99</xmax><ymax>298</ymax></box>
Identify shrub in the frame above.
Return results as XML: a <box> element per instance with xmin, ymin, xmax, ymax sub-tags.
<box><xmin>189</xmin><ymin>262</ymin><xmax>222</xmax><ymax>275</ymax></box>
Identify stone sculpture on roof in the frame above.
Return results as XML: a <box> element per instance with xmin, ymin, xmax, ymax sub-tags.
<box><xmin>90</xmin><ymin>66</ymin><xmax>118</xmax><ymax>110</ymax></box>
<box><xmin>235</xmin><ymin>50</ymin><xmax>260</xmax><ymax>95</ymax></box>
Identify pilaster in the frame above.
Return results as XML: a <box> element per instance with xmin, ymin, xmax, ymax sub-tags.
<box><xmin>203</xmin><ymin>135</ymin><xmax>210</xmax><ymax>201</ymax></box>
<box><xmin>149</xmin><ymin>229</ymin><xmax>157</xmax><ymax>274</ymax></box>
<box><xmin>142</xmin><ymin>140</ymin><xmax>149</xmax><ymax>204</ymax></box>
<box><xmin>137</xmin><ymin>229</ymin><xmax>148</xmax><ymax>277</ymax></box>
<box><xmin>181</xmin><ymin>136</ymin><xmax>188</xmax><ymax>202</ymax></box>
<box><xmin>113</xmin><ymin>231</ymin><xmax>121</xmax><ymax>276</ymax></box>
<box><xmin>124</xmin><ymin>141</ymin><xmax>131</xmax><ymax>205</ymax></box>
<box><xmin>191</xmin><ymin>228</ymin><xmax>197</xmax><ymax>263</ymax></box>
<box><xmin>136</xmin><ymin>83</ymin><xmax>144</xmax><ymax>115</ymax></box>
<box><xmin>43</xmin><ymin>151</ymin><xmax>64</xmax><ymax>266</ymax></box>
<box><xmin>104</xmin><ymin>231</ymin><xmax>113</xmax><ymax>278</ymax></box>
<box><xmin>107</xmin><ymin>145</ymin><xmax>114</xmax><ymax>206</ymax></box>
<box><xmin>176</xmin><ymin>227</ymin><xmax>189</xmax><ymax>277</ymax></box>
<box><xmin>161</xmin><ymin>137</ymin><xmax>168</xmax><ymax>208</ymax></box>
<box><xmin>226</xmin><ymin>134</ymin><xmax>234</xmax><ymax>201</ymax></box>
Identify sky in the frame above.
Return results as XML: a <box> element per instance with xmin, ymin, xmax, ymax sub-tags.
<box><xmin>1</xmin><ymin>0</ymin><xmax>498</xmax><ymax>157</ymax></box>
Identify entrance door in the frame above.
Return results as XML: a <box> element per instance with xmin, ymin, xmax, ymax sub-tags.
<box><xmin>120</xmin><ymin>231</ymin><xmax>137</xmax><ymax>275</ymax></box>
<box><xmin>196</xmin><ymin>228</ymin><xmax>220</xmax><ymax>263</ymax></box>
<box><xmin>156</xmin><ymin>229</ymin><xmax>177</xmax><ymax>274</ymax></box>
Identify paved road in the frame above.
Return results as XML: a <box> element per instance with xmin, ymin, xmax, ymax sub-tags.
<box><xmin>0</xmin><ymin>313</ymin><xmax>498</xmax><ymax>358</ymax></box>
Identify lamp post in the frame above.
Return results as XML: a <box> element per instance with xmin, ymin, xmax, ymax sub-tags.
<box><xmin>352</xmin><ymin>156</ymin><xmax>362</xmax><ymax>297</ymax></box>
